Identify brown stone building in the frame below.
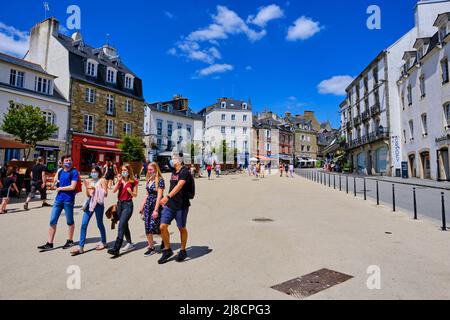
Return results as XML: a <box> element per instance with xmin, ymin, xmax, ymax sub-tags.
<box><xmin>26</xmin><ymin>18</ymin><xmax>145</xmax><ymax>171</ymax></box>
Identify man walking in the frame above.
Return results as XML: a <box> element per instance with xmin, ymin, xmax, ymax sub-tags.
<box><xmin>37</xmin><ymin>155</ymin><xmax>79</xmax><ymax>251</ymax></box>
<box><xmin>159</xmin><ymin>155</ymin><xmax>192</xmax><ymax>264</ymax></box>
<box><xmin>24</xmin><ymin>157</ymin><xmax>50</xmax><ymax>210</ymax></box>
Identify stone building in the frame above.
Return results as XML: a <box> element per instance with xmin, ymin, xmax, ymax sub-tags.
<box><xmin>25</xmin><ymin>18</ymin><xmax>145</xmax><ymax>171</ymax></box>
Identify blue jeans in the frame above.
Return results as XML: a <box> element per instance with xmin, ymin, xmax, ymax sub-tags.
<box><xmin>112</xmin><ymin>201</ymin><xmax>134</xmax><ymax>251</ymax></box>
<box><xmin>49</xmin><ymin>200</ymin><xmax>74</xmax><ymax>226</ymax></box>
<box><xmin>79</xmin><ymin>204</ymin><xmax>106</xmax><ymax>248</ymax></box>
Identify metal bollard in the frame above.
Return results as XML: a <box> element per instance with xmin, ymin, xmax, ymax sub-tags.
<box><xmin>339</xmin><ymin>175</ymin><xmax>342</xmax><ymax>191</ymax></box>
<box><xmin>328</xmin><ymin>173</ymin><xmax>331</xmax><ymax>188</ymax></box>
<box><xmin>413</xmin><ymin>188</ymin><xmax>417</xmax><ymax>220</ymax></box>
<box><xmin>376</xmin><ymin>181</ymin><xmax>379</xmax><ymax>206</ymax></box>
<box><xmin>392</xmin><ymin>184</ymin><xmax>396</xmax><ymax>212</ymax></box>
<box><xmin>334</xmin><ymin>174</ymin><xmax>336</xmax><ymax>189</ymax></box>
<box><xmin>354</xmin><ymin>177</ymin><xmax>356</xmax><ymax>197</ymax></box>
<box><xmin>363</xmin><ymin>178</ymin><xmax>367</xmax><ymax>200</ymax></box>
<box><xmin>346</xmin><ymin>176</ymin><xmax>349</xmax><ymax>194</ymax></box>
<box><xmin>441</xmin><ymin>193</ymin><xmax>447</xmax><ymax>231</ymax></box>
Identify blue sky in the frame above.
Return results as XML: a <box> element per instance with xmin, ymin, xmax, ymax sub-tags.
<box><xmin>0</xmin><ymin>0</ymin><xmax>420</xmax><ymax>127</ymax></box>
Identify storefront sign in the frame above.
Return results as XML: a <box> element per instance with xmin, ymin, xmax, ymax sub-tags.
<box><xmin>391</xmin><ymin>135</ymin><xmax>401</xmax><ymax>170</ymax></box>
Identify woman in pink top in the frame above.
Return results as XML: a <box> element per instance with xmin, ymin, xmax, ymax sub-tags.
<box><xmin>71</xmin><ymin>166</ymin><xmax>108</xmax><ymax>256</ymax></box>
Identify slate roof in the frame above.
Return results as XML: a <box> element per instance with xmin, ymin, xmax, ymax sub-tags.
<box><xmin>0</xmin><ymin>82</ymin><xmax>68</xmax><ymax>103</ymax></box>
<box><xmin>0</xmin><ymin>52</ymin><xmax>55</xmax><ymax>77</ymax></box>
<box><xmin>56</xmin><ymin>33</ymin><xmax>144</xmax><ymax>100</ymax></box>
<box><xmin>146</xmin><ymin>103</ymin><xmax>203</xmax><ymax>121</ymax></box>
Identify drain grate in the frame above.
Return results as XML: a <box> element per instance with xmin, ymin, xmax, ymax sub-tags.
<box><xmin>271</xmin><ymin>269</ymin><xmax>353</xmax><ymax>299</ymax></box>
<box><xmin>253</xmin><ymin>218</ymin><xmax>274</xmax><ymax>223</ymax></box>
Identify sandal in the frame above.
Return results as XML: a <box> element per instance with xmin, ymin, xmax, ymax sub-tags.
<box><xmin>70</xmin><ymin>247</ymin><xmax>84</xmax><ymax>256</ymax></box>
<box><xmin>96</xmin><ymin>243</ymin><xmax>106</xmax><ymax>251</ymax></box>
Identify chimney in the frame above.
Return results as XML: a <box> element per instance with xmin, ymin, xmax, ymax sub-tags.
<box><xmin>285</xmin><ymin>112</ymin><xmax>292</xmax><ymax>119</ymax></box>
<box><xmin>27</xmin><ymin>17</ymin><xmax>60</xmax><ymax>69</ymax></box>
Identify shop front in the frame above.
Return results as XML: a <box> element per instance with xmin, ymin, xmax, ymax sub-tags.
<box><xmin>34</xmin><ymin>145</ymin><xmax>61</xmax><ymax>172</ymax></box>
<box><xmin>71</xmin><ymin>134</ymin><xmax>122</xmax><ymax>173</ymax></box>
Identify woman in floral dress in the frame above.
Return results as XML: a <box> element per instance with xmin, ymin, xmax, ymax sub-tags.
<box><xmin>139</xmin><ymin>162</ymin><xmax>165</xmax><ymax>257</ymax></box>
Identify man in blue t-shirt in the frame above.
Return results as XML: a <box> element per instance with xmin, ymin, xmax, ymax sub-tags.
<box><xmin>38</xmin><ymin>155</ymin><xmax>79</xmax><ymax>251</ymax></box>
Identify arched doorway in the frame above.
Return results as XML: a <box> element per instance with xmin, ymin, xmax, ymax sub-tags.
<box><xmin>420</xmin><ymin>151</ymin><xmax>431</xmax><ymax>179</ymax></box>
<box><xmin>375</xmin><ymin>146</ymin><xmax>388</xmax><ymax>174</ymax></box>
<box><xmin>438</xmin><ymin>148</ymin><xmax>450</xmax><ymax>181</ymax></box>
<box><xmin>408</xmin><ymin>154</ymin><xmax>417</xmax><ymax>178</ymax></box>
<box><xmin>357</xmin><ymin>152</ymin><xmax>366</xmax><ymax>174</ymax></box>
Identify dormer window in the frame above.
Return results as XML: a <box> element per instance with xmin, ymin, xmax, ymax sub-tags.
<box><xmin>167</xmin><ymin>104</ymin><xmax>173</xmax><ymax>112</ymax></box>
<box><xmin>34</xmin><ymin>76</ymin><xmax>52</xmax><ymax>95</ymax></box>
<box><xmin>242</xmin><ymin>102</ymin><xmax>248</xmax><ymax>110</ymax></box>
<box><xmin>86</xmin><ymin>60</ymin><xmax>98</xmax><ymax>77</ymax></box>
<box><xmin>107</xmin><ymin>67</ymin><xmax>117</xmax><ymax>84</ymax></box>
<box><xmin>157</xmin><ymin>103</ymin><xmax>162</xmax><ymax>111</ymax></box>
<box><xmin>417</xmin><ymin>46</ymin><xmax>424</xmax><ymax>61</ymax></box>
<box><xmin>221</xmin><ymin>101</ymin><xmax>227</xmax><ymax>109</ymax></box>
<box><xmin>125</xmin><ymin>74</ymin><xmax>134</xmax><ymax>89</ymax></box>
<box><xmin>439</xmin><ymin>25</ymin><xmax>447</xmax><ymax>43</ymax></box>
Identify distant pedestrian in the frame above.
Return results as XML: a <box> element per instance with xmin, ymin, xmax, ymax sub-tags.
<box><xmin>71</xmin><ymin>166</ymin><xmax>108</xmax><ymax>256</ymax></box>
<box><xmin>206</xmin><ymin>164</ymin><xmax>212</xmax><ymax>180</ymax></box>
<box><xmin>37</xmin><ymin>155</ymin><xmax>80</xmax><ymax>251</ymax></box>
<box><xmin>289</xmin><ymin>164</ymin><xmax>295</xmax><ymax>178</ymax></box>
<box><xmin>24</xmin><ymin>157</ymin><xmax>50</xmax><ymax>210</ymax></box>
<box><xmin>267</xmin><ymin>161</ymin><xmax>272</xmax><ymax>175</ymax></box>
<box><xmin>215</xmin><ymin>163</ymin><xmax>221</xmax><ymax>178</ymax></box>
<box><xmin>285</xmin><ymin>163</ymin><xmax>289</xmax><ymax>178</ymax></box>
<box><xmin>280</xmin><ymin>163</ymin><xmax>284</xmax><ymax>177</ymax></box>
<box><xmin>0</xmin><ymin>168</ymin><xmax>19</xmax><ymax>214</ymax></box>
<box><xmin>108</xmin><ymin>164</ymin><xmax>139</xmax><ymax>258</ymax></box>
<box><xmin>103</xmin><ymin>161</ymin><xmax>118</xmax><ymax>190</ymax></box>
<box><xmin>260</xmin><ymin>163</ymin><xmax>265</xmax><ymax>178</ymax></box>
<box><xmin>139</xmin><ymin>162</ymin><xmax>165</xmax><ymax>257</ymax></box>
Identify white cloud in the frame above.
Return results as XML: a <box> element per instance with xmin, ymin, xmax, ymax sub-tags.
<box><xmin>245</xmin><ymin>65</ymin><xmax>252</xmax><ymax>71</ymax></box>
<box><xmin>248</xmin><ymin>4</ymin><xmax>284</xmax><ymax>28</ymax></box>
<box><xmin>173</xmin><ymin>40</ymin><xmax>222</xmax><ymax>64</ymax></box>
<box><xmin>287</xmin><ymin>16</ymin><xmax>321</xmax><ymax>41</ymax></box>
<box><xmin>318</xmin><ymin>75</ymin><xmax>354</xmax><ymax>96</ymax></box>
<box><xmin>188</xmin><ymin>6</ymin><xmax>266</xmax><ymax>43</ymax></box>
<box><xmin>164</xmin><ymin>11</ymin><xmax>176</xmax><ymax>19</ymax></box>
<box><xmin>0</xmin><ymin>22</ymin><xmax>29</xmax><ymax>57</ymax></box>
<box><xmin>198</xmin><ymin>64</ymin><xmax>234</xmax><ymax>77</ymax></box>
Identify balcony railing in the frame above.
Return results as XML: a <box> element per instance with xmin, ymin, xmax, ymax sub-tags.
<box><xmin>361</xmin><ymin>110</ymin><xmax>370</xmax><ymax>122</ymax></box>
<box><xmin>370</xmin><ymin>103</ymin><xmax>381</xmax><ymax>116</ymax></box>
<box><xmin>347</xmin><ymin>129</ymin><xmax>389</xmax><ymax>149</ymax></box>
<box><xmin>353</xmin><ymin>116</ymin><xmax>361</xmax><ymax>126</ymax></box>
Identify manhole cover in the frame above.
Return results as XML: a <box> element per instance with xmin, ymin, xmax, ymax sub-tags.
<box><xmin>271</xmin><ymin>269</ymin><xmax>353</xmax><ymax>299</ymax></box>
<box><xmin>253</xmin><ymin>218</ymin><xmax>274</xmax><ymax>223</ymax></box>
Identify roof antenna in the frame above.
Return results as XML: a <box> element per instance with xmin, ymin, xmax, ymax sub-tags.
<box><xmin>43</xmin><ymin>2</ymin><xmax>50</xmax><ymax>19</ymax></box>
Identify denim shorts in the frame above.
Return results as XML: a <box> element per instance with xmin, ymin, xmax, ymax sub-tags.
<box><xmin>161</xmin><ymin>206</ymin><xmax>189</xmax><ymax>228</ymax></box>
<box><xmin>49</xmin><ymin>200</ymin><xmax>75</xmax><ymax>226</ymax></box>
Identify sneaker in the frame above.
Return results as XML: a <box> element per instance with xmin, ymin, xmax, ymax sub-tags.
<box><xmin>42</xmin><ymin>202</ymin><xmax>52</xmax><ymax>207</ymax></box>
<box><xmin>144</xmin><ymin>248</ymin><xmax>155</xmax><ymax>257</ymax></box>
<box><xmin>122</xmin><ymin>243</ymin><xmax>136</xmax><ymax>252</ymax></box>
<box><xmin>158</xmin><ymin>248</ymin><xmax>174</xmax><ymax>264</ymax></box>
<box><xmin>176</xmin><ymin>250</ymin><xmax>187</xmax><ymax>262</ymax></box>
<box><xmin>38</xmin><ymin>242</ymin><xmax>53</xmax><ymax>251</ymax></box>
<box><xmin>159</xmin><ymin>241</ymin><xmax>165</xmax><ymax>253</ymax></box>
<box><xmin>23</xmin><ymin>203</ymin><xmax>29</xmax><ymax>211</ymax></box>
<box><xmin>62</xmin><ymin>240</ymin><xmax>74</xmax><ymax>250</ymax></box>
<box><xmin>107</xmin><ymin>249</ymin><xmax>120</xmax><ymax>257</ymax></box>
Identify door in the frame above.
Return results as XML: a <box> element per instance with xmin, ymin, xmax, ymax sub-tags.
<box><xmin>409</xmin><ymin>155</ymin><xmax>416</xmax><ymax>178</ymax></box>
<box><xmin>421</xmin><ymin>152</ymin><xmax>431</xmax><ymax>179</ymax></box>
<box><xmin>438</xmin><ymin>148</ymin><xmax>450</xmax><ymax>181</ymax></box>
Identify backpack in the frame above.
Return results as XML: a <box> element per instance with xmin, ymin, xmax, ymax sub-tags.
<box><xmin>58</xmin><ymin>168</ymin><xmax>82</xmax><ymax>194</ymax></box>
<box><xmin>184</xmin><ymin>168</ymin><xmax>195</xmax><ymax>200</ymax></box>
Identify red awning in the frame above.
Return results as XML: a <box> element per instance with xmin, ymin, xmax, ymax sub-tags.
<box><xmin>83</xmin><ymin>144</ymin><xmax>121</xmax><ymax>153</ymax></box>
<box><xmin>256</xmin><ymin>155</ymin><xmax>274</xmax><ymax>161</ymax></box>
<box><xmin>0</xmin><ymin>137</ymin><xmax>30</xmax><ymax>149</ymax></box>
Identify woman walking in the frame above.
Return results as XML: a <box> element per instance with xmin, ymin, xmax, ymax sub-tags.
<box><xmin>139</xmin><ymin>162</ymin><xmax>165</xmax><ymax>257</ymax></box>
<box><xmin>279</xmin><ymin>162</ymin><xmax>284</xmax><ymax>177</ymax></box>
<box><xmin>0</xmin><ymin>169</ymin><xmax>19</xmax><ymax>214</ymax></box>
<box><xmin>107</xmin><ymin>164</ymin><xmax>138</xmax><ymax>258</ymax></box>
<box><xmin>103</xmin><ymin>161</ymin><xmax>117</xmax><ymax>190</ymax></box>
<box><xmin>206</xmin><ymin>164</ymin><xmax>212</xmax><ymax>180</ymax></box>
<box><xmin>71</xmin><ymin>166</ymin><xmax>108</xmax><ymax>256</ymax></box>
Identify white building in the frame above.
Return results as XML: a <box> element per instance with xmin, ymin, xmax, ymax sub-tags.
<box><xmin>200</xmin><ymin>98</ymin><xmax>253</xmax><ymax>166</ymax></box>
<box><xmin>0</xmin><ymin>52</ymin><xmax>70</xmax><ymax>170</ymax></box>
<box><xmin>340</xmin><ymin>0</ymin><xmax>450</xmax><ymax>177</ymax></box>
<box><xmin>144</xmin><ymin>96</ymin><xmax>203</xmax><ymax>164</ymax></box>
<box><xmin>398</xmin><ymin>9</ymin><xmax>450</xmax><ymax>180</ymax></box>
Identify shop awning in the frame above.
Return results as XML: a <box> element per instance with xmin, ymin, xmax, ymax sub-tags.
<box><xmin>255</xmin><ymin>155</ymin><xmax>276</xmax><ymax>161</ymax></box>
<box><xmin>0</xmin><ymin>137</ymin><xmax>29</xmax><ymax>149</ymax></box>
<box><xmin>279</xmin><ymin>154</ymin><xmax>293</xmax><ymax>161</ymax></box>
<box><xmin>83</xmin><ymin>144</ymin><xmax>121</xmax><ymax>153</ymax></box>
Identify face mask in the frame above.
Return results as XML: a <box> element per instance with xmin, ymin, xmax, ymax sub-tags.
<box><xmin>122</xmin><ymin>172</ymin><xmax>129</xmax><ymax>178</ymax></box>
<box><xmin>91</xmin><ymin>173</ymin><xmax>99</xmax><ymax>180</ymax></box>
<box><xmin>64</xmin><ymin>162</ymin><xmax>72</xmax><ymax>168</ymax></box>
<box><xmin>148</xmin><ymin>173</ymin><xmax>156</xmax><ymax>180</ymax></box>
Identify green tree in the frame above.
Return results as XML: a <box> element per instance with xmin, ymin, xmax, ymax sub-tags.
<box><xmin>0</xmin><ymin>101</ymin><xmax>58</xmax><ymax>160</ymax></box>
<box><xmin>186</xmin><ymin>142</ymin><xmax>202</xmax><ymax>164</ymax></box>
<box><xmin>119</xmin><ymin>135</ymin><xmax>145</xmax><ymax>162</ymax></box>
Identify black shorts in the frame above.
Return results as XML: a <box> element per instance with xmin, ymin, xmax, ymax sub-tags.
<box><xmin>28</xmin><ymin>181</ymin><xmax>47</xmax><ymax>200</ymax></box>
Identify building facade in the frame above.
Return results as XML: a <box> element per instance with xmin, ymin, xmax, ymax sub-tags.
<box><xmin>398</xmin><ymin>10</ymin><xmax>450</xmax><ymax>180</ymax></box>
<box><xmin>252</xmin><ymin>113</ymin><xmax>280</xmax><ymax>168</ymax></box>
<box><xmin>200</xmin><ymin>98</ymin><xmax>252</xmax><ymax>166</ymax></box>
<box><xmin>285</xmin><ymin>113</ymin><xmax>318</xmax><ymax>164</ymax></box>
<box><xmin>144</xmin><ymin>96</ymin><xmax>203</xmax><ymax>163</ymax></box>
<box><xmin>0</xmin><ymin>52</ymin><xmax>70</xmax><ymax>170</ymax></box>
<box><xmin>339</xmin><ymin>0</ymin><xmax>450</xmax><ymax>176</ymax></box>
<box><xmin>25</xmin><ymin>18</ymin><xmax>145</xmax><ymax>171</ymax></box>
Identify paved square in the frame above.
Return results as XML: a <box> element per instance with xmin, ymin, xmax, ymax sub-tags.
<box><xmin>0</xmin><ymin>172</ymin><xmax>449</xmax><ymax>300</ymax></box>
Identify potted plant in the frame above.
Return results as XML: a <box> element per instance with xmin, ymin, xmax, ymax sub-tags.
<box><xmin>118</xmin><ymin>135</ymin><xmax>145</xmax><ymax>176</ymax></box>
